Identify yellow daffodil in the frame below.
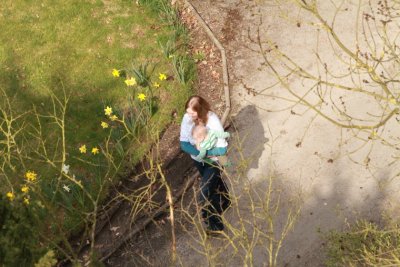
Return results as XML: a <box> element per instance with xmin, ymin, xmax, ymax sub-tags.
<box><xmin>153</xmin><ymin>82</ymin><xmax>160</xmax><ymax>88</ymax></box>
<box><xmin>110</xmin><ymin>115</ymin><xmax>118</xmax><ymax>121</ymax></box>
<box><xmin>112</xmin><ymin>69</ymin><xmax>120</xmax><ymax>77</ymax></box>
<box><xmin>101</xmin><ymin>121</ymin><xmax>109</xmax><ymax>129</ymax></box>
<box><xmin>6</xmin><ymin>192</ymin><xmax>14</xmax><ymax>201</ymax></box>
<box><xmin>79</xmin><ymin>144</ymin><xmax>87</xmax><ymax>154</ymax></box>
<box><xmin>25</xmin><ymin>171</ymin><xmax>37</xmax><ymax>182</ymax></box>
<box><xmin>159</xmin><ymin>73</ymin><xmax>167</xmax><ymax>81</ymax></box>
<box><xmin>21</xmin><ymin>185</ymin><xmax>29</xmax><ymax>193</ymax></box>
<box><xmin>23</xmin><ymin>197</ymin><xmax>30</xmax><ymax>205</ymax></box>
<box><xmin>104</xmin><ymin>106</ymin><xmax>113</xmax><ymax>116</ymax></box>
<box><xmin>92</xmin><ymin>147</ymin><xmax>99</xmax><ymax>155</ymax></box>
<box><xmin>125</xmin><ymin>77</ymin><xmax>137</xmax><ymax>86</ymax></box>
<box><xmin>138</xmin><ymin>93</ymin><xmax>146</xmax><ymax>102</ymax></box>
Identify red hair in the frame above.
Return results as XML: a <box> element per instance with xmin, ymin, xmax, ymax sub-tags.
<box><xmin>185</xmin><ymin>95</ymin><xmax>211</xmax><ymax>124</ymax></box>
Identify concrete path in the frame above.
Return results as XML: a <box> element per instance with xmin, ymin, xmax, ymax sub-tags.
<box><xmin>187</xmin><ymin>0</ymin><xmax>400</xmax><ymax>266</ymax></box>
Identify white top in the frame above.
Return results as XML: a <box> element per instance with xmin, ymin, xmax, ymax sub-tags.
<box><xmin>180</xmin><ymin>111</ymin><xmax>228</xmax><ymax>161</ymax></box>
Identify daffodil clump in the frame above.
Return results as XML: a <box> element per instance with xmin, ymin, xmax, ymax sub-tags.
<box><xmin>64</xmin><ymin>67</ymin><xmax>173</xmax><ymax>199</ymax></box>
<box><xmin>71</xmin><ymin>68</ymin><xmax>165</xmax><ymax>195</ymax></box>
<box><xmin>111</xmin><ymin>66</ymin><xmax>169</xmax><ymax>106</ymax></box>
<box><xmin>5</xmin><ymin>171</ymin><xmax>38</xmax><ymax>205</ymax></box>
<box><xmin>108</xmin><ymin>66</ymin><xmax>171</xmax><ymax>131</ymax></box>
<box><xmin>75</xmin><ymin>106</ymin><xmax>112</xmax><ymax>157</ymax></box>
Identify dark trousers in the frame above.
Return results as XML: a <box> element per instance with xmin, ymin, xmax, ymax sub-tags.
<box><xmin>193</xmin><ymin>160</ymin><xmax>231</xmax><ymax>231</ymax></box>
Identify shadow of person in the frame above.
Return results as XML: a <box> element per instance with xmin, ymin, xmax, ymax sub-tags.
<box><xmin>227</xmin><ymin>104</ymin><xmax>268</xmax><ymax>172</ymax></box>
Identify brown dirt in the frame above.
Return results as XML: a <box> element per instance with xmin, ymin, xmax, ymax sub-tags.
<box><xmin>180</xmin><ymin>6</ymin><xmax>225</xmax><ymax>117</ymax></box>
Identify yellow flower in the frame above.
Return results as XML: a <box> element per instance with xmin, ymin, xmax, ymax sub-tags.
<box><xmin>25</xmin><ymin>171</ymin><xmax>37</xmax><ymax>182</ymax></box>
<box><xmin>138</xmin><ymin>93</ymin><xmax>146</xmax><ymax>102</ymax></box>
<box><xmin>23</xmin><ymin>197</ymin><xmax>30</xmax><ymax>205</ymax></box>
<box><xmin>79</xmin><ymin>144</ymin><xmax>87</xmax><ymax>154</ymax></box>
<box><xmin>101</xmin><ymin>121</ymin><xmax>109</xmax><ymax>129</ymax></box>
<box><xmin>389</xmin><ymin>98</ymin><xmax>397</xmax><ymax>105</ymax></box>
<box><xmin>125</xmin><ymin>77</ymin><xmax>137</xmax><ymax>86</ymax></box>
<box><xmin>104</xmin><ymin>106</ymin><xmax>113</xmax><ymax>116</ymax></box>
<box><xmin>159</xmin><ymin>73</ymin><xmax>167</xmax><ymax>81</ymax></box>
<box><xmin>21</xmin><ymin>185</ymin><xmax>29</xmax><ymax>193</ymax></box>
<box><xmin>92</xmin><ymin>147</ymin><xmax>99</xmax><ymax>155</ymax></box>
<box><xmin>153</xmin><ymin>82</ymin><xmax>160</xmax><ymax>88</ymax></box>
<box><xmin>6</xmin><ymin>192</ymin><xmax>14</xmax><ymax>201</ymax></box>
<box><xmin>112</xmin><ymin>69</ymin><xmax>120</xmax><ymax>77</ymax></box>
<box><xmin>168</xmin><ymin>54</ymin><xmax>174</xmax><ymax>58</ymax></box>
<box><xmin>110</xmin><ymin>115</ymin><xmax>118</xmax><ymax>121</ymax></box>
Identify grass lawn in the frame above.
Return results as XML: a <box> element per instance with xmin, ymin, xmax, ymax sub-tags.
<box><xmin>0</xmin><ymin>0</ymin><xmax>192</xmax><ymax>265</ymax></box>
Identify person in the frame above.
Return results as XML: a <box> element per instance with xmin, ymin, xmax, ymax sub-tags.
<box><xmin>191</xmin><ymin>124</ymin><xmax>230</xmax><ymax>164</ymax></box>
<box><xmin>180</xmin><ymin>95</ymin><xmax>231</xmax><ymax>235</ymax></box>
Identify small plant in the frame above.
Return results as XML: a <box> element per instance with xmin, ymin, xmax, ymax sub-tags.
<box><xmin>173</xmin><ymin>21</ymin><xmax>189</xmax><ymax>41</ymax></box>
<box><xmin>193</xmin><ymin>51</ymin><xmax>206</xmax><ymax>63</ymax></box>
<box><xmin>158</xmin><ymin>0</ymin><xmax>179</xmax><ymax>24</ymax></box>
<box><xmin>172</xmin><ymin>55</ymin><xmax>195</xmax><ymax>85</ymax></box>
<box><xmin>159</xmin><ymin>37</ymin><xmax>177</xmax><ymax>59</ymax></box>
<box><xmin>131</xmin><ymin>62</ymin><xmax>153</xmax><ymax>87</ymax></box>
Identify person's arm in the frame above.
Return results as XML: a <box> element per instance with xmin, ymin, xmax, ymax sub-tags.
<box><xmin>180</xmin><ymin>138</ymin><xmax>225</xmax><ymax>156</ymax></box>
<box><xmin>195</xmin><ymin>147</ymin><xmax>207</xmax><ymax>160</ymax></box>
<box><xmin>179</xmin><ymin>114</ymin><xmax>199</xmax><ymax>156</ymax></box>
<box><xmin>206</xmin><ymin>146</ymin><xmax>227</xmax><ymax>156</ymax></box>
<box><xmin>180</xmin><ymin>141</ymin><xmax>200</xmax><ymax>156</ymax></box>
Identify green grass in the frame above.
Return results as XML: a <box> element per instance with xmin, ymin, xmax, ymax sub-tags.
<box><xmin>0</xmin><ymin>0</ymin><xmax>189</xmax><ymax>186</ymax></box>
<box><xmin>0</xmin><ymin>0</ymin><xmax>194</xmax><ymax>265</ymax></box>
<box><xmin>0</xmin><ymin>0</ymin><xmax>175</xmax><ymax>199</ymax></box>
<box><xmin>0</xmin><ymin>0</ymin><xmax>170</xmax><ymax>145</ymax></box>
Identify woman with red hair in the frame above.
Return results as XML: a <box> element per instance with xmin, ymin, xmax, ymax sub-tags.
<box><xmin>180</xmin><ymin>95</ymin><xmax>230</xmax><ymax>234</ymax></box>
